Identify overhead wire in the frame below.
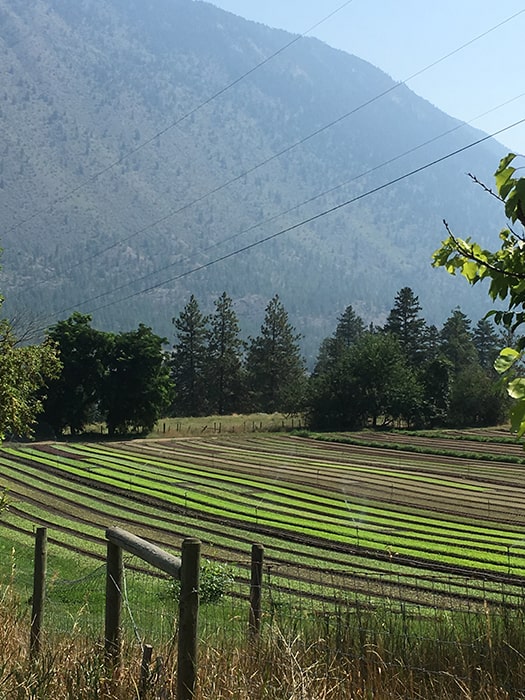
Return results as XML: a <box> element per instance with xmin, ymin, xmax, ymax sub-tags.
<box><xmin>40</xmin><ymin>91</ymin><xmax>525</xmax><ymax>318</ymax></box>
<box><xmin>3</xmin><ymin>0</ymin><xmax>357</xmax><ymax>237</ymax></box>
<box><xmin>37</xmin><ymin>116</ymin><xmax>525</xmax><ymax>331</ymax></box>
<box><xmin>20</xmin><ymin>5</ymin><xmax>525</xmax><ymax>294</ymax></box>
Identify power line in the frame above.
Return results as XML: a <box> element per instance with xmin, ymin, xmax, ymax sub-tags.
<box><xmin>3</xmin><ymin>0</ymin><xmax>356</xmax><ymax>238</ymax></box>
<box><xmin>22</xmin><ymin>5</ymin><xmax>525</xmax><ymax>294</ymax></box>
<box><xmin>41</xmin><ymin>91</ymin><xmax>525</xmax><ymax>316</ymax></box>
<box><xmin>39</xmin><ymin>116</ymin><xmax>525</xmax><ymax>329</ymax></box>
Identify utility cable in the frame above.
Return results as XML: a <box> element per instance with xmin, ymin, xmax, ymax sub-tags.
<box><xmin>38</xmin><ymin>116</ymin><xmax>525</xmax><ymax>329</ymax></box>
<box><xmin>3</xmin><ymin>0</ymin><xmax>356</xmax><ymax>237</ymax></box>
<box><xmin>40</xmin><ymin>91</ymin><xmax>525</xmax><ymax>315</ymax></box>
<box><xmin>20</xmin><ymin>6</ymin><xmax>525</xmax><ymax>293</ymax></box>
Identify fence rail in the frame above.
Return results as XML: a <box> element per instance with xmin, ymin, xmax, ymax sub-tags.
<box><xmin>26</xmin><ymin>526</ymin><xmax>265</xmax><ymax>700</ymax></box>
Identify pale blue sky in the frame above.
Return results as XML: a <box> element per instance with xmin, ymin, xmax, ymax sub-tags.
<box><xmin>208</xmin><ymin>0</ymin><xmax>525</xmax><ymax>155</ymax></box>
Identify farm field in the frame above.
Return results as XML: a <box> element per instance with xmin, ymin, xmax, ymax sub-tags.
<box><xmin>2</xmin><ymin>431</ymin><xmax>525</xmax><ymax>614</ymax></box>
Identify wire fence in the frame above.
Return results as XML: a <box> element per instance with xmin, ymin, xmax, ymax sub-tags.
<box><xmin>4</xmin><ymin>530</ymin><xmax>525</xmax><ymax>696</ymax></box>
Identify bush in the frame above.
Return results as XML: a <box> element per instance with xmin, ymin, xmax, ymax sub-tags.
<box><xmin>170</xmin><ymin>559</ymin><xmax>235</xmax><ymax>605</ymax></box>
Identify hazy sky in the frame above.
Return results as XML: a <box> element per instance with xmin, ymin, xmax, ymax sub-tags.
<box><xmin>208</xmin><ymin>0</ymin><xmax>525</xmax><ymax>155</ymax></box>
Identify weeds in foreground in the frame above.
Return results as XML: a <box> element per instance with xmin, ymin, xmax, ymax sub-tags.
<box><xmin>2</xmin><ymin>581</ymin><xmax>525</xmax><ymax>699</ymax></box>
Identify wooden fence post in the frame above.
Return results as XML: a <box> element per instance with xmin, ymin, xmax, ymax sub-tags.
<box><xmin>30</xmin><ymin>527</ymin><xmax>47</xmax><ymax>659</ymax></box>
<box><xmin>104</xmin><ymin>539</ymin><xmax>123</xmax><ymax>667</ymax></box>
<box><xmin>139</xmin><ymin>643</ymin><xmax>153</xmax><ymax>699</ymax></box>
<box><xmin>177</xmin><ymin>537</ymin><xmax>201</xmax><ymax>700</ymax></box>
<box><xmin>249</xmin><ymin>543</ymin><xmax>264</xmax><ymax>641</ymax></box>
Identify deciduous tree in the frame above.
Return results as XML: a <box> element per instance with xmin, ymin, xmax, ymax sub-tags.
<box><xmin>0</xmin><ymin>310</ymin><xmax>61</xmax><ymax>441</ymax></box>
<box><xmin>42</xmin><ymin>313</ymin><xmax>108</xmax><ymax>436</ymax></box>
<box><xmin>102</xmin><ymin>325</ymin><xmax>172</xmax><ymax>435</ymax></box>
<box><xmin>433</xmin><ymin>153</ymin><xmax>525</xmax><ymax>431</ymax></box>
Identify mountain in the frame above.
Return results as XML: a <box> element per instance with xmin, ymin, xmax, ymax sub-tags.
<box><xmin>0</xmin><ymin>0</ymin><xmax>508</xmax><ymax>363</ymax></box>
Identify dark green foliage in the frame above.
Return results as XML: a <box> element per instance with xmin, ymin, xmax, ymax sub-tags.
<box><xmin>419</xmin><ymin>357</ymin><xmax>452</xmax><ymax>427</ymax></box>
<box><xmin>440</xmin><ymin>308</ymin><xmax>478</xmax><ymax>373</ymax></box>
<box><xmin>333</xmin><ymin>305</ymin><xmax>365</xmax><ymax>351</ymax></box>
<box><xmin>313</xmin><ymin>305</ymin><xmax>365</xmax><ymax>377</ymax></box>
<box><xmin>245</xmin><ymin>295</ymin><xmax>306</xmax><ymax>414</ymax></box>
<box><xmin>42</xmin><ymin>314</ymin><xmax>173</xmax><ymax>436</ymax></box>
<box><xmin>384</xmin><ymin>287</ymin><xmax>427</xmax><ymax>366</ymax></box>
<box><xmin>473</xmin><ymin>318</ymin><xmax>501</xmax><ymax>373</ymax></box>
<box><xmin>42</xmin><ymin>313</ymin><xmax>109</xmax><ymax>436</ymax></box>
<box><xmin>102</xmin><ymin>325</ymin><xmax>172</xmax><ymax>436</ymax></box>
<box><xmin>309</xmin><ymin>330</ymin><xmax>423</xmax><ymax>430</ymax></box>
<box><xmin>446</xmin><ymin>364</ymin><xmax>507</xmax><ymax>427</ymax></box>
<box><xmin>171</xmin><ymin>295</ymin><xmax>210</xmax><ymax>417</ymax></box>
<box><xmin>206</xmin><ymin>292</ymin><xmax>245</xmax><ymax>415</ymax></box>
<box><xmin>308</xmin><ymin>288</ymin><xmax>506</xmax><ymax>431</ymax></box>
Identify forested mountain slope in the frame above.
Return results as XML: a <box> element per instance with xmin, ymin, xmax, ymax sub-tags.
<box><xmin>0</xmin><ymin>0</ymin><xmax>507</xmax><ymax>360</ymax></box>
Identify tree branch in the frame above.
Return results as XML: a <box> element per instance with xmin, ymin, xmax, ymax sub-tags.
<box><xmin>442</xmin><ymin>220</ymin><xmax>525</xmax><ymax>281</ymax></box>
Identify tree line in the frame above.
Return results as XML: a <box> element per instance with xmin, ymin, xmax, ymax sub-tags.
<box><xmin>37</xmin><ymin>293</ymin><xmax>305</xmax><ymax>437</ymax></box>
<box><xmin>308</xmin><ymin>287</ymin><xmax>507</xmax><ymax>431</ymax></box>
<box><xmin>2</xmin><ymin>154</ymin><xmax>522</xmax><ymax>442</ymax></box>
<box><xmin>31</xmin><ymin>286</ymin><xmax>509</xmax><ymax>438</ymax></box>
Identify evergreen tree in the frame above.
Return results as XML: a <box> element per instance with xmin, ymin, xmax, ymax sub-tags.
<box><xmin>440</xmin><ymin>308</ymin><xmax>478</xmax><ymax>373</ymax></box>
<box><xmin>245</xmin><ymin>295</ymin><xmax>306</xmax><ymax>413</ymax></box>
<box><xmin>333</xmin><ymin>305</ymin><xmax>365</xmax><ymax>349</ymax></box>
<box><xmin>384</xmin><ymin>287</ymin><xmax>427</xmax><ymax>365</ymax></box>
<box><xmin>473</xmin><ymin>318</ymin><xmax>500</xmax><ymax>373</ymax></box>
<box><xmin>207</xmin><ymin>292</ymin><xmax>244</xmax><ymax>415</ymax></box>
<box><xmin>171</xmin><ymin>295</ymin><xmax>209</xmax><ymax>416</ymax></box>
<box><xmin>313</xmin><ymin>305</ymin><xmax>364</xmax><ymax>376</ymax></box>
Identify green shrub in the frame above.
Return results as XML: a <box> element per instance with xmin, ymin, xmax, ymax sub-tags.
<box><xmin>169</xmin><ymin>559</ymin><xmax>235</xmax><ymax>605</ymax></box>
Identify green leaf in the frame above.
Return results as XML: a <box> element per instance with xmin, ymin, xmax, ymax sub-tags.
<box><xmin>494</xmin><ymin>347</ymin><xmax>521</xmax><ymax>374</ymax></box>
<box><xmin>507</xmin><ymin>378</ymin><xmax>525</xmax><ymax>400</ymax></box>
<box><xmin>461</xmin><ymin>261</ymin><xmax>479</xmax><ymax>282</ymax></box>
<box><xmin>510</xmin><ymin>400</ymin><xmax>525</xmax><ymax>437</ymax></box>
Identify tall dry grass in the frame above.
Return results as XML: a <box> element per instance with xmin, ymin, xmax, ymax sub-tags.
<box><xmin>1</xmin><ymin>583</ymin><xmax>523</xmax><ymax>699</ymax></box>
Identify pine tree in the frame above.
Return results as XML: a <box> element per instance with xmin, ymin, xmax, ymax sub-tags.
<box><xmin>473</xmin><ymin>318</ymin><xmax>500</xmax><ymax>373</ymax></box>
<box><xmin>440</xmin><ymin>307</ymin><xmax>478</xmax><ymax>373</ymax></box>
<box><xmin>171</xmin><ymin>295</ymin><xmax>209</xmax><ymax>416</ymax></box>
<box><xmin>245</xmin><ymin>295</ymin><xmax>306</xmax><ymax>413</ymax></box>
<box><xmin>384</xmin><ymin>287</ymin><xmax>427</xmax><ymax>365</ymax></box>
<box><xmin>207</xmin><ymin>292</ymin><xmax>244</xmax><ymax>415</ymax></box>
<box><xmin>334</xmin><ymin>305</ymin><xmax>365</xmax><ymax>349</ymax></box>
<box><xmin>313</xmin><ymin>305</ymin><xmax>364</xmax><ymax>377</ymax></box>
